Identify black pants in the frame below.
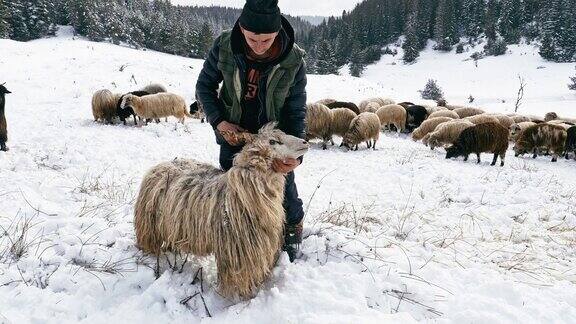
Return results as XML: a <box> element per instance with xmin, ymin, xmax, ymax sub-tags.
<box><xmin>219</xmin><ymin>144</ymin><xmax>304</xmax><ymax>225</ymax></box>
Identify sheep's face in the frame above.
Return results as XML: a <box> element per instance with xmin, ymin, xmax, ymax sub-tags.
<box><xmin>121</xmin><ymin>95</ymin><xmax>135</xmax><ymax>110</ymax></box>
<box><xmin>513</xmin><ymin>143</ymin><xmax>528</xmax><ymax>157</ymax></box>
<box><xmin>544</xmin><ymin>112</ymin><xmax>558</xmax><ymax>122</ymax></box>
<box><xmin>510</xmin><ymin>124</ymin><xmax>521</xmax><ymax>136</ymax></box>
<box><xmin>190</xmin><ymin>101</ymin><xmax>199</xmax><ymax>114</ymax></box>
<box><xmin>445</xmin><ymin>144</ymin><xmax>464</xmax><ymax>159</ymax></box>
<box><xmin>255</xmin><ymin>123</ymin><xmax>309</xmax><ymax>160</ymax></box>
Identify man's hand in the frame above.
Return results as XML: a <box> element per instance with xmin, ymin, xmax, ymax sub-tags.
<box><xmin>217</xmin><ymin>121</ymin><xmax>246</xmax><ymax>146</ymax></box>
<box><xmin>272</xmin><ymin>158</ymin><xmax>301</xmax><ymax>174</ymax></box>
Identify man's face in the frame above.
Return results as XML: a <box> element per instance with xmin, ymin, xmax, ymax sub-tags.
<box><xmin>241</xmin><ymin>27</ymin><xmax>278</xmax><ymax>56</ymax></box>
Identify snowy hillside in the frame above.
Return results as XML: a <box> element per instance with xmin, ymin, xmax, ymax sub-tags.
<box><xmin>1</xmin><ymin>27</ymin><xmax>576</xmax><ymax>324</ymax></box>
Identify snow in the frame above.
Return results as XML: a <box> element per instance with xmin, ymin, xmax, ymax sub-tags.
<box><xmin>1</xmin><ymin>27</ymin><xmax>576</xmax><ymax>323</ymax></box>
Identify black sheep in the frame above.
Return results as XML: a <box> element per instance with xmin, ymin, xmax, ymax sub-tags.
<box><xmin>565</xmin><ymin>126</ymin><xmax>576</xmax><ymax>160</ymax></box>
<box><xmin>397</xmin><ymin>102</ymin><xmax>415</xmax><ymax>109</ymax></box>
<box><xmin>325</xmin><ymin>101</ymin><xmax>360</xmax><ymax>115</ymax></box>
<box><xmin>405</xmin><ymin>105</ymin><xmax>428</xmax><ymax>132</ymax></box>
<box><xmin>446</xmin><ymin>122</ymin><xmax>509</xmax><ymax>166</ymax></box>
<box><xmin>117</xmin><ymin>90</ymin><xmax>150</xmax><ymax>125</ymax></box>
<box><xmin>0</xmin><ymin>83</ymin><xmax>11</xmax><ymax>152</ymax></box>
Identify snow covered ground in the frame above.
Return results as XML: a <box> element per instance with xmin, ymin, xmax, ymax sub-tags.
<box><xmin>1</xmin><ymin>27</ymin><xmax>576</xmax><ymax>323</ymax></box>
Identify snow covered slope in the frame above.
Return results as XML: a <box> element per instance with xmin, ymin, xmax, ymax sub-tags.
<box><xmin>1</xmin><ymin>27</ymin><xmax>576</xmax><ymax>323</ymax></box>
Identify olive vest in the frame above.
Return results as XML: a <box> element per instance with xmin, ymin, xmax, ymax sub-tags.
<box><xmin>216</xmin><ymin>30</ymin><xmax>305</xmax><ymax>124</ymax></box>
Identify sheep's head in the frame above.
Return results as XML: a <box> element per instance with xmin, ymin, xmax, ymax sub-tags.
<box><xmin>544</xmin><ymin>112</ymin><xmax>558</xmax><ymax>122</ymax></box>
<box><xmin>121</xmin><ymin>94</ymin><xmax>136</xmax><ymax>110</ymax></box>
<box><xmin>190</xmin><ymin>101</ymin><xmax>199</xmax><ymax>114</ymax></box>
<box><xmin>513</xmin><ymin>141</ymin><xmax>529</xmax><ymax>157</ymax></box>
<box><xmin>0</xmin><ymin>84</ymin><xmax>11</xmax><ymax>95</ymax></box>
<box><xmin>233</xmin><ymin>123</ymin><xmax>309</xmax><ymax>169</ymax></box>
<box><xmin>445</xmin><ymin>143</ymin><xmax>464</xmax><ymax>159</ymax></box>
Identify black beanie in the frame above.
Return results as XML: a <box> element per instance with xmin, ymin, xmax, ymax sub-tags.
<box><xmin>239</xmin><ymin>0</ymin><xmax>282</xmax><ymax>34</ymax></box>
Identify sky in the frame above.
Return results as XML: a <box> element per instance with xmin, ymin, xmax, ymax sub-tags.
<box><xmin>169</xmin><ymin>0</ymin><xmax>364</xmax><ymax>17</ymax></box>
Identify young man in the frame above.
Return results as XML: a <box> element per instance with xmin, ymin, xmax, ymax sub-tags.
<box><xmin>195</xmin><ymin>0</ymin><xmax>307</xmax><ymax>261</ymax></box>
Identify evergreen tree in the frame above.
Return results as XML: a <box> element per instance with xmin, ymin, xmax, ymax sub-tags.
<box><xmin>314</xmin><ymin>40</ymin><xmax>338</xmax><ymax>75</ymax></box>
<box><xmin>569</xmin><ymin>67</ymin><xmax>576</xmax><ymax>91</ymax></box>
<box><xmin>0</xmin><ymin>0</ymin><xmax>10</xmax><ymax>38</ymax></box>
<box><xmin>197</xmin><ymin>22</ymin><xmax>213</xmax><ymax>58</ymax></box>
<box><xmin>498</xmin><ymin>0</ymin><xmax>523</xmax><ymax>43</ymax></box>
<box><xmin>349</xmin><ymin>46</ymin><xmax>365</xmax><ymax>77</ymax></box>
<box><xmin>6</xmin><ymin>0</ymin><xmax>31</xmax><ymax>40</ymax></box>
<box><xmin>433</xmin><ymin>0</ymin><xmax>458</xmax><ymax>51</ymax></box>
<box><xmin>419</xmin><ymin>79</ymin><xmax>445</xmax><ymax>101</ymax></box>
<box><xmin>403</xmin><ymin>13</ymin><xmax>420</xmax><ymax>63</ymax></box>
<box><xmin>461</xmin><ymin>0</ymin><xmax>484</xmax><ymax>39</ymax></box>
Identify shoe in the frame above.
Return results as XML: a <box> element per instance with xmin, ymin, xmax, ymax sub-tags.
<box><xmin>282</xmin><ymin>221</ymin><xmax>303</xmax><ymax>262</ymax></box>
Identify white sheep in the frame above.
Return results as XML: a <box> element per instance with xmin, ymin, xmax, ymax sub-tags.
<box><xmin>510</xmin><ymin>121</ymin><xmax>536</xmax><ymax>142</ymax></box>
<box><xmin>412</xmin><ymin>117</ymin><xmax>454</xmax><ymax>142</ymax></box>
<box><xmin>121</xmin><ymin>92</ymin><xmax>190</xmax><ymax>124</ymax></box>
<box><xmin>92</xmin><ymin>89</ymin><xmax>121</xmax><ymax>124</ymax></box>
<box><xmin>375</xmin><ymin>104</ymin><xmax>406</xmax><ymax>133</ymax></box>
<box><xmin>486</xmin><ymin>113</ymin><xmax>515</xmax><ymax>129</ymax></box>
<box><xmin>427</xmin><ymin>119</ymin><xmax>474</xmax><ymax>149</ymax></box>
<box><xmin>341</xmin><ymin>112</ymin><xmax>381</xmax><ymax>150</ymax></box>
<box><xmin>330</xmin><ymin>107</ymin><xmax>357</xmax><ymax>139</ymax></box>
<box><xmin>359</xmin><ymin>97</ymin><xmax>395</xmax><ymax>112</ymax></box>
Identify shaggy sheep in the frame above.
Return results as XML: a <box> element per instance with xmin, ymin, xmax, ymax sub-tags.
<box><xmin>412</xmin><ymin>117</ymin><xmax>453</xmax><ymax>142</ymax></box>
<box><xmin>316</xmin><ymin>98</ymin><xmax>337</xmax><ymax>105</ymax></box>
<box><xmin>565</xmin><ymin>126</ymin><xmax>576</xmax><ymax>159</ymax></box>
<box><xmin>341</xmin><ymin>112</ymin><xmax>381</xmax><ymax>150</ymax></box>
<box><xmin>510</xmin><ymin>121</ymin><xmax>536</xmax><ymax>142</ymax></box>
<box><xmin>424</xmin><ymin>105</ymin><xmax>448</xmax><ymax>115</ymax></box>
<box><xmin>375</xmin><ymin>104</ymin><xmax>407</xmax><ymax>133</ymax></box>
<box><xmin>134</xmin><ymin>123</ymin><xmax>309</xmax><ymax>298</ymax></box>
<box><xmin>485</xmin><ymin>113</ymin><xmax>515</xmax><ymax>129</ymax></box>
<box><xmin>92</xmin><ymin>89</ymin><xmax>121</xmax><ymax>124</ymax></box>
<box><xmin>526</xmin><ymin>115</ymin><xmax>545</xmax><ymax>124</ymax></box>
<box><xmin>189</xmin><ymin>100</ymin><xmax>206</xmax><ymax>123</ymax></box>
<box><xmin>445</xmin><ymin>122</ymin><xmax>509</xmax><ymax>166</ymax></box>
<box><xmin>405</xmin><ymin>105</ymin><xmax>429</xmax><ymax>131</ymax></box>
<box><xmin>436</xmin><ymin>99</ymin><xmax>468</xmax><ymax>110</ymax></box>
<box><xmin>454</xmin><ymin>107</ymin><xmax>485</xmax><ymax>118</ymax></box>
<box><xmin>305</xmin><ymin>103</ymin><xmax>332</xmax><ymax>149</ymax></box>
<box><xmin>509</xmin><ymin>114</ymin><xmax>532</xmax><ymax>123</ymax></box>
<box><xmin>116</xmin><ymin>90</ymin><xmax>150</xmax><ymax>125</ymax></box>
<box><xmin>547</xmin><ymin>119</ymin><xmax>573</xmax><ymax>130</ymax></box>
<box><xmin>0</xmin><ymin>84</ymin><xmax>11</xmax><ymax>152</ymax></box>
<box><xmin>429</xmin><ymin>110</ymin><xmax>459</xmax><ymax>119</ymax></box>
<box><xmin>330</xmin><ymin>107</ymin><xmax>357</xmax><ymax>139</ymax></box>
<box><xmin>363</xmin><ymin>101</ymin><xmax>382</xmax><ymax>113</ymax></box>
<box><xmin>544</xmin><ymin>111</ymin><xmax>576</xmax><ymax>124</ymax></box>
<box><xmin>325</xmin><ymin>101</ymin><xmax>360</xmax><ymax>115</ymax></box>
<box><xmin>464</xmin><ymin>114</ymin><xmax>500</xmax><ymax>125</ymax></box>
<box><xmin>121</xmin><ymin>92</ymin><xmax>190</xmax><ymax>124</ymax></box>
<box><xmin>398</xmin><ymin>102</ymin><xmax>414</xmax><ymax>109</ymax></box>
<box><xmin>514</xmin><ymin>123</ymin><xmax>567</xmax><ymax>162</ymax></box>
<box><xmin>427</xmin><ymin>119</ymin><xmax>475</xmax><ymax>150</ymax></box>
<box><xmin>140</xmin><ymin>83</ymin><xmax>167</xmax><ymax>94</ymax></box>
<box><xmin>359</xmin><ymin>97</ymin><xmax>395</xmax><ymax>112</ymax></box>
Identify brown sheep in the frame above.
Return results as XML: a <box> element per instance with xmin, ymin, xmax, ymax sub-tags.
<box><xmin>92</xmin><ymin>89</ymin><xmax>121</xmax><ymax>124</ymax></box>
<box><xmin>514</xmin><ymin>123</ymin><xmax>567</xmax><ymax>162</ymax></box>
<box><xmin>330</xmin><ymin>108</ymin><xmax>357</xmax><ymax>138</ymax></box>
<box><xmin>0</xmin><ymin>84</ymin><xmax>11</xmax><ymax>151</ymax></box>
<box><xmin>454</xmin><ymin>107</ymin><xmax>485</xmax><ymax>118</ymax></box>
<box><xmin>325</xmin><ymin>101</ymin><xmax>360</xmax><ymax>114</ymax></box>
<box><xmin>464</xmin><ymin>114</ymin><xmax>500</xmax><ymax>125</ymax></box>
<box><xmin>486</xmin><ymin>113</ymin><xmax>515</xmax><ymax>129</ymax></box>
<box><xmin>510</xmin><ymin>121</ymin><xmax>536</xmax><ymax>142</ymax></box>
<box><xmin>316</xmin><ymin>98</ymin><xmax>337</xmax><ymax>105</ymax></box>
<box><xmin>445</xmin><ymin>122</ymin><xmax>509</xmax><ymax>166</ymax></box>
<box><xmin>429</xmin><ymin>110</ymin><xmax>460</xmax><ymax>119</ymax></box>
<box><xmin>341</xmin><ymin>112</ymin><xmax>381</xmax><ymax>150</ymax></box>
<box><xmin>509</xmin><ymin>114</ymin><xmax>532</xmax><ymax>123</ymax></box>
<box><xmin>305</xmin><ymin>103</ymin><xmax>332</xmax><ymax>149</ymax></box>
<box><xmin>375</xmin><ymin>104</ymin><xmax>406</xmax><ymax>133</ymax></box>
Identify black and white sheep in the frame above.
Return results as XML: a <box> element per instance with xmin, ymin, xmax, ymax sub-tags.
<box><xmin>116</xmin><ymin>90</ymin><xmax>150</xmax><ymax>125</ymax></box>
<box><xmin>405</xmin><ymin>105</ymin><xmax>429</xmax><ymax>132</ymax></box>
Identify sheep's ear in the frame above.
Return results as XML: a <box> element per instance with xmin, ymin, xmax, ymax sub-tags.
<box><xmin>259</xmin><ymin>122</ymin><xmax>278</xmax><ymax>134</ymax></box>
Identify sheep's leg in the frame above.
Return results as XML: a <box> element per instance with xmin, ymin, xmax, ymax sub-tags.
<box><xmin>354</xmin><ymin>144</ymin><xmax>358</xmax><ymax>151</ymax></box>
<box><xmin>373</xmin><ymin>139</ymin><xmax>377</xmax><ymax>150</ymax></box>
<box><xmin>0</xmin><ymin>142</ymin><xmax>7</xmax><ymax>152</ymax></box>
<box><xmin>551</xmin><ymin>151</ymin><xmax>558</xmax><ymax>162</ymax></box>
<box><xmin>532</xmin><ymin>148</ymin><xmax>537</xmax><ymax>159</ymax></box>
<box><xmin>366</xmin><ymin>141</ymin><xmax>371</xmax><ymax>149</ymax></box>
<box><xmin>491</xmin><ymin>153</ymin><xmax>498</xmax><ymax>166</ymax></box>
<box><xmin>330</xmin><ymin>137</ymin><xmax>334</xmax><ymax>146</ymax></box>
<box><xmin>500</xmin><ymin>153</ymin><xmax>505</xmax><ymax>166</ymax></box>
<box><xmin>165</xmin><ymin>117</ymin><xmax>168</xmax><ymax>122</ymax></box>
<box><xmin>463</xmin><ymin>155</ymin><xmax>469</xmax><ymax>162</ymax></box>
<box><xmin>133</xmin><ymin>114</ymin><xmax>138</xmax><ymax>125</ymax></box>
<box><xmin>322</xmin><ymin>140</ymin><xmax>327</xmax><ymax>150</ymax></box>
<box><xmin>155</xmin><ymin>253</ymin><xmax>160</xmax><ymax>279</ymax></box>
<box><xmin>476</xmin><ymin>153</ymin><xmax>481</xmax><ymax>164</ymax></box>
<box><xmin>155</xmin><ymin>119</ymin><xmax>160</xmax><ymax>123</ymax></box>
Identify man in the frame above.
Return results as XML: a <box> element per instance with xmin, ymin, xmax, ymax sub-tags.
<box><xmin>195</xmin><ymin>0</ymin><xmax>307</xmax><ymax>261</ymax></box>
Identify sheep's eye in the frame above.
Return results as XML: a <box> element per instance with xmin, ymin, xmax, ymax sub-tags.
<box><xmin>269</xmin><ymin>140</ymin><xmax>282</xmax><ymax>145</ymax></box>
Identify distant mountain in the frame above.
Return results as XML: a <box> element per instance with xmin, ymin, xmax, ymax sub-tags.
<box><xmin>299</xmin><ymin>16</ymin><xmax>327</xmax><ymax>26</ymax></box>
